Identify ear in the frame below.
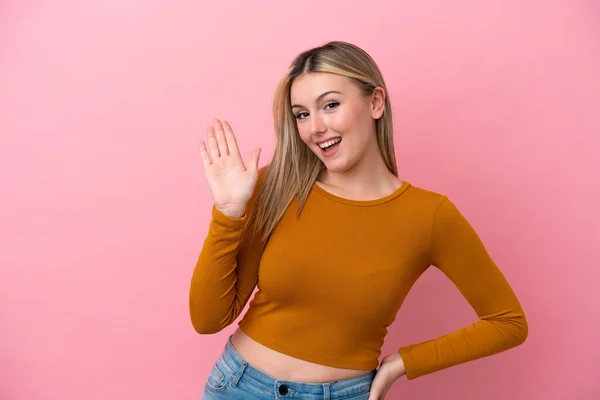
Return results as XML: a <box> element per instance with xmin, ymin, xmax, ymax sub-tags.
<box><xmin>370</xmin><ymin>87</ymin><xmax>386</xmax><ymax>120</ymax></box>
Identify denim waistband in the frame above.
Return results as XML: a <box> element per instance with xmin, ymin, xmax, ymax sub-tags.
<box><xmin>220</xmin><ymin>335</ymin><xmax>377</xmax><ymax>399</ymax></box>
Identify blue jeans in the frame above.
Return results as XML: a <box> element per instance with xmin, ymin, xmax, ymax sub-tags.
<box><xmin>202</xmin><ymin>335</ymin><xmax>376</xmax><ymax>399</ymax></box>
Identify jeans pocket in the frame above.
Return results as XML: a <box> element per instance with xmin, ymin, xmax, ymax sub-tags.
<box><xmin>205</xmin><ymin>357</ymin><xmax>233</xmax><ymax>393</ymax></box>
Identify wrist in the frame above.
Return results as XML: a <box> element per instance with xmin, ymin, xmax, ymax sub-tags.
<box><xmin>380</xmin><ymin>352</ymin><xmax>406</xmax><ymax>379</ymax></box>
<box><xmin>218</xmin><ymin>209</ymin><xmax>245</xmax><ymax>219</ymax></box>
<box><xmin>216</xmin><ymin>206</ymin><xmax>245</xmax><ymax>219</ymax></box>
<box><xmin>394</xmin><ymin>356</ymin><xmax>406</xmax><ymax>378</ymax></box>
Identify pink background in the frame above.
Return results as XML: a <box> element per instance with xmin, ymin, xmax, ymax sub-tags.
<box><xmin>1</xmin><ymin>1</ymin><xmax>598</xmax><ymax>399</ymax></box>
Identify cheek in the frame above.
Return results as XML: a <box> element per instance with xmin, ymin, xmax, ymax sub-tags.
<box><xmin>297</xmin><ymin>123</ymin><xmax>312</xmax><ymax>145</ymax></box>
<box><xmin>326</xmin><ymin>111</ymin><xmax>350</xmax><ymax>132</ymax></box>
<box><xmin>326</xmin><ymin>105</ymin><xmax>362</xmax><ymax>133</ymax></box>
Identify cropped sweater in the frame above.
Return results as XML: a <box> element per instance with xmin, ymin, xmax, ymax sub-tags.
<box><xmin>189</xmin><ymin>179</ymin><xmax>528</xmax><ymax>379</ymax></box>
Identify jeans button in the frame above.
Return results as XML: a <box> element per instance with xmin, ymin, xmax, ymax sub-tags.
<box><xmin>279</xmin><ymin>384</ymin><xmax>289</xmax><ymax>395</ymax></box>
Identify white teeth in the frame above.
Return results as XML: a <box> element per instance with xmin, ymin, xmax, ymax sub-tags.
<box><xmin>318</xmin><ymin>138</ymin><xmax>341</xmax><ymax>149</ymax></box>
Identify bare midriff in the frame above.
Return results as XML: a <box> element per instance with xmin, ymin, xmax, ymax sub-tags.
<box><xmin>230</xmin><ymin>328</ymin><xmax>373</xmax><ymax>383</ymax></box>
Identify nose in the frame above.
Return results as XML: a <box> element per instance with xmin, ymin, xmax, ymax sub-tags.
<box><xmin>308</xmin><ymin>114</ymin><xmax>327</xmax><ymax>136</ymax></box>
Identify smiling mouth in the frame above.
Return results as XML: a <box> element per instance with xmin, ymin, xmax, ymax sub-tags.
<box><xmin>317</xmin><ymin>137</ymin><xmax>342</xmax><ymax>157</ymax></box>
<box><xmin>318</xmin><ymin>137</ymin><xmax>342</xmax><ymax>150</ymax></box>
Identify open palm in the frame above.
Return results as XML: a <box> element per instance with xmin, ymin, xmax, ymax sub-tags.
<box><xmin>199</xmin><ymin>119</ymin><xmax>261</xmax><ymax>219</ymax></box>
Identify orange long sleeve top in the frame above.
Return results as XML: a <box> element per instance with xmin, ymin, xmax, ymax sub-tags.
<box><xmin>189</xmin><ymin>180</ymin><xmax>528</xmax><ymax>379</ymax></box>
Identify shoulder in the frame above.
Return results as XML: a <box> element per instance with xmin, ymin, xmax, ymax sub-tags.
<box><xmin>386</xmin><ymin>181</ymin><xmax>450</xmax><ymax>234</ymax></box>
<box><xmin>405</xmin><ymin>182</ymin><xmax>481</xmax><ymax>238</ymax></box>
<box><xmin>399</xmin><ymin>183</ymin><xmax>477</xmax><ymax>250</ymax></box>
<box><xmin>402</xmin><ymin>181</ymin><xmax>447</xmax><ymax>211</ymax></box>
<box><xmin>403</xmin><ymin>182</ymin><xmax>468</xmax><ymax>223</ymax></box>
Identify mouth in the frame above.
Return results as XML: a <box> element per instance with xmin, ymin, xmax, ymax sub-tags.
<box><xmin>317</xmin><ymin>137</ymin><xmax>342</xmax><ymax>157</ymax></box>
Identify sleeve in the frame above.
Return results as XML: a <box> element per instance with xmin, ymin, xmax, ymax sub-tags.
<box><xmin>188</xmin><ymin>175</ymin><xmax>266</xmax><ymax>334</ymax></box>
<box><xmin>398</xmin><ymin>196</ymin><xmax>528</xmax><ymax>379</ymax></box>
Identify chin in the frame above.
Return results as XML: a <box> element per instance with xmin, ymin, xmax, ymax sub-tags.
<box><xmin>309</xmin><ymin>145</ymin><xmax>354</xmax><ymax>173</ymax></box>
<box><xmin>321</xmin><ymin>158</ymin><xmax>354</xmax><ymax>173</ymax></box>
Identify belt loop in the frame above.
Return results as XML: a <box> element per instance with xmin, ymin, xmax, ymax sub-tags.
<box><xmin>231</xmin><ymin>361</ymin><xmax>247</xmax><ymax>388</ymax></box>
<box><xmin>323</xmin><ymin>383</ymin><xmax>330</xmax><ymax>400</ymax></box>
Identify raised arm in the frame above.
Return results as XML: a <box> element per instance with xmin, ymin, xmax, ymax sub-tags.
<box><xmin>189</xmin><ymin>119</ymin><xmax>264</xmax><ymax>334</ymax></box>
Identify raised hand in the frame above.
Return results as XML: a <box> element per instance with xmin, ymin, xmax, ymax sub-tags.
<box><xmin>199</xmin><ymin>119</ymin><xmax>261</xmax><ymax>219</ymax></box>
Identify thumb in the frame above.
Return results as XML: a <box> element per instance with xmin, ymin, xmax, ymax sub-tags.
<box><xmin>248</xmin><ymin>147</ymin><xmax>261</xmax><ymax>172</ymax></box>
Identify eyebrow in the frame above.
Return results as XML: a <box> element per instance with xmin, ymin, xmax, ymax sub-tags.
<box><xmin>291</xmin><ymin>90</ymin><xmax>342</xmax><ymax>109</ymax></box>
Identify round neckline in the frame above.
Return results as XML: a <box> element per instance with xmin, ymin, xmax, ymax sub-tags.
<box><xmin>312</xmin><ymin>180</ymin><xmax>411</xmax><ymax>206</ymax></box>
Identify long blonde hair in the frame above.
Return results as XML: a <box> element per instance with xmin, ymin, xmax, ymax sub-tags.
<box><xmin>248</xmin><ymin>41</ymin><xmax>398</xmax><ymax>243</ymax></box>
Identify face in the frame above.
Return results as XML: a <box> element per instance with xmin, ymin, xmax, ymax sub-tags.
<box><xmin>290</xmin><ymin>72</ymin><xmax>385</xmax><ymax>174</ymax></box>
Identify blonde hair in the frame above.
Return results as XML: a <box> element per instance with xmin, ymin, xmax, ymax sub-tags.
<box><xmin>248</xmin><ymin>41</ymin><xmax>398</xmax><ymax>243</ymax></box>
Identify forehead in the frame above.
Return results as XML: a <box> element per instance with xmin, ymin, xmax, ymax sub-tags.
<box><xmin>290</xmin><ymin>72</ymin><xmax>355</xmax><ymax>102</ymax></box>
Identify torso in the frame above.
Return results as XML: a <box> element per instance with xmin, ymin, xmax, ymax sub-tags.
<box><xmin>229</xmin><ymin>174</ymin><xmax>406</xmax><ymax>383</ymax></box>
<box><xmin>230</xmin><ymin>328</ymin><xmax>372</xmax><ymax>382</ymax></box>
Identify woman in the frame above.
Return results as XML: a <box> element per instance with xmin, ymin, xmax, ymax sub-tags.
<box><xmin>190</xmin><ymin>41</ymin><xmax>528</xmax><ymax>400</ymax></box>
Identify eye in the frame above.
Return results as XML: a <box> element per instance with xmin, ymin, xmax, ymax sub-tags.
<box><xmin>295</xmin><ymin>112</ymin><xmax>309</xmax><ymax>120</ymax></box>
<box><xmin>325</xmin><ymin>101</ymin><xmax>340</xmax><ymax>110</ymax></box>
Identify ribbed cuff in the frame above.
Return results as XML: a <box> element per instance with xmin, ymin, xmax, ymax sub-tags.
<box><xmin>211</xmin><ymin>205</ymin><xmax>247</xmax><ymax>229</ymax></box>
<box><xmin>398</xmin><ymin>347</ymin><xmax>417</xmax><ymax>380</ymax></box>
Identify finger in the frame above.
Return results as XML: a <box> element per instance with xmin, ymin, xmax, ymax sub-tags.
<box><xmin>367</xmin><ymin>380</ymin><xmax>382</xmax><ymax>400</ymax></box>
<box><xmin>213</xmin><ymin>119</ymin><xmax>229</xmax><ymax>156</ymax></box>
<box><xmin>380</xmin><ymin>387</ymin><xmax>389</xmax><ymax>399</ymax></box>
<box><xmin>222</xmin><ymin>120</ymin><xmax>241</xmax><ymax>159</ymax></box>
<box><xmin>199</xmin><ymin>141</ymin><xmax>211</xmax><ymax>167</ymax></box>
<box><xmin>248</xmin><ymin>147</ymin><xmax>261</xmax><ymax>173</ymax></box>
<box><xmin>207</xmin><ymin>126</ymin><xmax>220</xmax><ymax>160</ymax></box>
